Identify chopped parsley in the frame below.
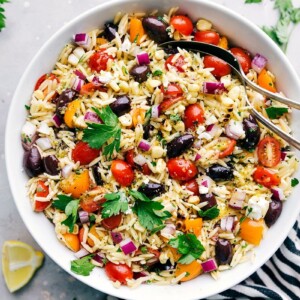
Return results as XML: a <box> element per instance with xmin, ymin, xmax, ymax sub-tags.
<box><xmin>102</xmin><ymin>192</ymin><xmax>129</xmax><ymax>219</ymax></box>
<box><xmin>129</xmin><ymin>190</ymin><xmax>171</xmax><ymax>232</ymax></box>
<box><xmin>245</xmin><ymin>0</ymin><xmax>262</xmax><ymax>3</ymax></box>
<box><xmin>170</xmin><ymin>114</ymin><xmax>181</xmax><ymax>122</ymax></box>
<box><xmin>169</xmin><ymin>233</ymin><xmax>205</xmax><ymax>264</ymax></box>
<box><xmin>122</xmin><ymin>66</ymin><xmax>128</xmax><ymax>75</ymax></box>
<box><xmin>83</xmin><ymin>106</ymin><xmax>121</xmax><ymax>158</ymax></box>
<box><xmin>52</xmin><ymin>194</ymin><xmax>74</xmax><ymax>211</ymax></box>
<box><xmin>0</xmin><ymin>0</ymin><xmax>9</xmax><ymax>31</ymax></box>
<box><xmin>24</xmin><ymin>104</ymin><xmax>30</xmax><ymax>110</ymax></box>
<box><xmin>198</xmin><ymin>205</ymin><xmax>220</xmax><ymax>219</ymax></box>
<box><xmin>152</xmin><ymin>70</ymin><xmax>163</xmax><ymax>76</ymax></box>
<box><xmin>133</xmin><ymin>34</ymin><xmax>139</xmax><ymax>43</ymax></box>
<box><xmin>265</xmin><ymin>107</ymin><xmax>288</xmax><ymax>119</ymax></box>
<box><xmin>71</xmin><ymin>255</ymin><xmax>95</xmax><ymax>276</ymax></box>
<box><xmin>291</xmin><ymin>178</ymin><xmax>299</xmax><ymax>187</ymax></box>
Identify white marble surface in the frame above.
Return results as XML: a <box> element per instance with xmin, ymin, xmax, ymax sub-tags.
<box><xmin>0</xmin><ymin>0</ymin><xmax>299</xmax><ymax>299</ymax></box>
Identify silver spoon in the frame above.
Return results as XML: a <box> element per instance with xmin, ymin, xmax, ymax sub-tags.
<box><xmin>160</xmin><ymin>41</ymin><xmax>300</xmax><ymax>150</ymax></box>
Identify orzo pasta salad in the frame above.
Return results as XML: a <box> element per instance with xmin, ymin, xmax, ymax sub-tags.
<box><xmin>21</xmin><ymin>7</ymin><xmax>298</xmax><ymax>287</ymax></box>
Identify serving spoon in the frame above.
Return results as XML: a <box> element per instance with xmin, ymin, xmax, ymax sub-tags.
<box><xmin>160</xmin><ymin>41</ymin><xmax>300</xmax><ymax>150</ymax></box>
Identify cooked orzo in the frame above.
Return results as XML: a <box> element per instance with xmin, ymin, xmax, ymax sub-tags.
<box><xmin>21</xmin><ymin>7</ymin><xmax>298</xmax><ymax>287</ymax></box>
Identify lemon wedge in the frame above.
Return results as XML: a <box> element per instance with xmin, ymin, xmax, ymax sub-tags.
<box><xmin>2</xmin><ymin>240</ymin><xmax>44</xmax><ymax>292</ymax></box>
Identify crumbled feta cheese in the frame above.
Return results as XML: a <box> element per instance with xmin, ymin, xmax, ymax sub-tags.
<box><xmin>38</xmin><ymin>122</ymin><xmax>51</xmax><ymax>135</ymax></box>
<box><xmin>246</xmin><ymin>196</ymin><xmax>270</xmax><ymax>220</ymax></box>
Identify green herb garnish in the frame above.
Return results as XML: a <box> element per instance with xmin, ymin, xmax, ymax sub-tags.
<box><xmin>122</xmin><ymin>66</ymin><xmax>128</xmax><ymax>75</ymax></box>
<box><xmin>198</xmin><ymin>205</ymin><xmax>220</xmax><ymax>219</ymax></box>
<box><xmin>71</xmin><ymin>255</ymin><xmax>95</xmax><ymax>276</ymax></box>
<box><xmin>265</xmin><ymin>107</ymin><xmax>288</xmax><ymax>119</ymax></box>
<box><xmin>245</xmin><ymin>0</ymin><xmax>262</xmax><ymax>3</ymax></box>
<box><xmin>291</xmin><ymin>178</ymin><xmax>299</xmax><ymax>187</ymax></box>
<box><xmin>0</xmin><ymin>0</ymin><xmax>9</xmax><ymax>31</ymax></box>
<box><xmin>52</xmin><ymin>194</ymin><xmax>74</xmax><ymax>211</ymax></box>
<box><xmin>62</xmin><ymin>200</ymin><xmax>80</xmax><ymax>233</ymax></box>
<box><xmin>102</xmin><ymin>192</ymin><xmax>129</xmax><ymax>219</ymax></box>
<box><xmin>170</xmin><ymin>114</ymin><xmax>181</xmax><ymax>122</ymax></box>
<box><xmin>152</xmin><ymin>70</ymin><xmax>163</xmax><ymax>76</ymax></box>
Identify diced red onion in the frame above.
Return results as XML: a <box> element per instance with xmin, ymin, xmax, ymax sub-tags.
<box><xmin>138</xmin><ymin>139</ymin><xmax>151</xmax><ymax>151</ymax></box>
<box><xmin>225</xmin><ymin>120</ymin><xmax>245</xmax><ymax>140</ymax></box>
<box><xmin>52</xmin><ymin>114</ymin><xmax>62</xmax><ymax>128</ymax></box>
<box><xmin>133</xmin><ymin>271</ymin><xmax>148</xmax><ymax>280</ymax></box>
<box><xmin>251</xmin><ymin>53</ymin><xmax>268</xmax><ymax>74</ymax></box>
<box><xmin>74</xmin><ymin>33</ymin><xmax>91</xmax><ymax>48</ymax></box>
<box><xmin>281</xmin><ymin>152</ymin><xmax>287</xmax><ymax>161</ymax></box>
<box><xmin>198</xmin><ymin>176</ymin><xmax>213</xmax><ymax>194</ymax></box>
<box><xmin>120</xmin><ymin>238</ymin><xmax>137</xmax><ymax>255</ymax></box>
<box><xmin>74</xmin><ymin>248</ymin><xmax>90</xmax><ymax>259</ymax></box>
<box><xmin>195</xmin><ymin>153</ymin><xmax>201</xmax><ymax>161</ymax></box>
<box><xmin>84</xmin><ymin>111</ymin><xmax>102</xmax><ymax>124</ymax></box>
<box><xmin>206</xmin><ymin>124</ymin><xmax>214</xmax><ymax>132</ymax></box>
<box><xmin>265</xmin><ymin>100</ymin><xmax>271</xmax><ymax>107</ymax></box>
<box><xmin>36</xmin><ymin>137</ymin><xmax>52</xmax><ymax>151</ymax></box>
<box><xmin>111</xmin><ymin>231</ymin><xmax>123</xmax><ymax>244</ymax></box>
<box><xmin>203</xmin><ymin>82</ymin><xmax>226</xmax><ymax>95</ymax></box>
<box><xmin>151</xmin><ymin>105</ymin><xmax>160</xmax><ymax>118</ymax></box>
<box><xmin>220</xmin><ymin>216</ymin><xmax>236</xmax><ymax>232</ymax></box>
<box><xmin>71</xmin><ymin>77</ymin><xmax>84</xmax><ymax>92</ymax></box>
<box><xmin>79</xmin><ymin>211</ymin><xmax>89</xmax><ymax>224</ymax></box>
<box><xmin>271</xmin><ymin>187</ymin><xmax>285</xmax><ymax>201</ymax></box>
<box><xmin>194</xmin><ymin>140</ymin><xmax>202</xmax><ymax>149</ymax></box>
<box><xmin>136</xmin><ymin>52</ymin><xmax>150</xmax><ymax>65</ymax></box>
<box><xmin>92</xmin><ymin>252</ymin><xmax>105</xmax><ymax>267</ymax></box>
<box><xmin>133</xmin><ymin>154</ymin><xmax>147</xmax><ymax>166</ymax></box>
<box><xmin>206</xmin><ymin>124</ymin><xmax>219</xmax><ymax>138</ymax></box>
<box><xmin>201</xmin><ymin>258</ymin><xmax>218</xmax><ymax>272</ymax></box>
<box><xmin>22</xmin><ymin>134</ymin><xmax>37</xmax><ymax>151</ymax></box>
<box><xmin>229</xmin><ymin>189</ymin><xmax>246</xmax><ymax>210</ymax></box>
<box><xmin>62</xmin><ymin>165</ymin><xmax>73</xmax><ymax>178</ymax></box>
<box><xmin>74</xmin><ymin>70</ymin><xmax>86</xmax><ymax>80</ymax></box>
<box><xmin>160</xmin><ymin>223</ymin><xmax>176</xmax><ymax>238</ymax></box>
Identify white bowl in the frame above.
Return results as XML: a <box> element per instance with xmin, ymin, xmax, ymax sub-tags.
<box><xmin>5</xmin><ymin>0</ymin><xmax>300</xmax><ymax>299</ymax></box>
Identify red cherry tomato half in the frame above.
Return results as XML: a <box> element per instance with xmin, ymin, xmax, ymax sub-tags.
<box><xmin>88</xmin><ymin>50</ymin><xmax>113</xmax><ymax>72</ymax></box>
<box><xmin>167</xmin><ymin>158</ymin><xmax>198</xmax><ymax>181</ymax></box>
<box><xmin>105</xmin><ymin>262</ymin><xmax>133</xmax><ymax>285</ymax></box>
<box><xmin>141</xmin><ymin>163</ymin><xmax>152</xmax><ymax>175</ymax></box>
<box><xmin>253</xmin><ymin>166</ymin><xmax>281</xmax><ymax>188</ymax></box>
<box><xmin>194</xmin><ymin>30</ymin><xmax>220</xmax><ymax>45</ymax></box>
<box><xmin>102</xmin><ymin>214</ymin><xmax>123</xmax><ymax>230</ymax></box>
<box><xmin>165</xmin><ymin>54</ymin><xmax>186</xmax><ymax>72</ymax></box>
<box><xmin>218</xmin><ymin>138</ymin><xmax>236</xmax><ymax>159</ymax></box>
<box><xmin>125</xmin><ymin>149</ymin><xmax>135</xmax><ymax>167</ymax></box>
<box><xmin>257</xmin><ymin>136</ymin><xmax>281</xmax><ymax>168</ymax></box>
<box><xmin>203</xmin><ymin>55</ymin><xmax>231</xmax><ymax>78</ymax></box>
<box><xmin>80</xmin><ymin>192</ymin><xmax>105</xmax><ymax>213</ymax></box>
<box><xmin>184</xmin><ymin>103</ymin><xmax>205</xmax><ymax>130</ymax></box>
<box><xmin>34</xmin><ymin>181</ymin><xmax>50</xmax><ymax>212</ymax></box>
<box><xmin>72</xmin><ymin>141</ymin><xmax>101</xmax><ymax>165</ymax></box>
<box><xmin>111</xmin><ymin>160</ymin><xmax>134</xmax><ymax>187</ymax></box>
<box><xmin>230</xmin><ymin>47</ymin><xmax>252</xmax><ymax>74</ymax></box>
<box><xmin>34</xmin><ymin>73</ymin><xmax>59</xmax><ymax>91</ymax></box>
<box><xmin>161</xmin><ymin>83</ymin><xmax>183</xmax><ymax>99</ymax></box>
<box><xmin>170</xmin><ymin>15</ymin><xmax>194</xmax><ymax>36</ymax></box>
<box><xmin>159</xmin><ymin>96</ymin><xmax>183</xmax><ymax>112</ymax></box>
<box><xmin>183</xmin><ymin>179</ymin><xmax>200</xmax><ymax>196</ymax></box>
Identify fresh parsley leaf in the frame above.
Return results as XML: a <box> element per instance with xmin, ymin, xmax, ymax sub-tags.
<box><xmin>291</xmin><ymin>8</ymin><xmax>300</xmax><ymax>23</ymax></box>
<box><xmin>62</xmin><ymin>200</ymin><xmax>80</xmax><ymax>233</ymax></box>
<box><xmin>25</xmin><ymin>104</ymin><xmax>30</xmax><ymax>110</ymax></box>
<box><xmin>265</xmin><ymin>107</ymin><xmax>288</xmax><ymax>119</ymax></box>
<box><xmin>122</xmin><ymin>66</ymin><xmax>128</xmax><ymax>75</ymax></box>
<box><xmin>89</xmin><ymin>214</ymin><xmax>96</xmax><ymax>224</ymax></box>
<box><xmin>240</xmin><ymin>216</ymin><xmax>246</xmax><ymax>223</ymax></box>
<box><xmin>0</xmin><ymin>0</ymin><xmax>9</xmax><ymax>31</ymax></box>
<box><xmin>262</xmin><ymin>26</ymin><xmax>281</xmax><ymax>45</ymax></box>
<box><xmin>152</xmin><ymin>70</ymin><xmax>163</xmax><ymax>76</ymax></box>
<box><xmin>198</xmin><ymin>205</ymin><xmax>220</xmax><ymax>219</ymax></box>
<box><xmin>52</xmin><ymin>194</ymin><xmax>74</xmax><ymax>211</ymax></box>
<box><xmin>245</xmin><ymin>0</ymin><xmax>262</xmax><ymax>3</ymax></box>
<box><xmin>71</xmin><ymin>255</ymin><xmax>95</xmax><ymax>276</ymax></box>
<box><xmin>145</xmin><ymin>108</ymin><xmax>152</xmax><ymax>122</ymax></box>
<box><xmin>169</xmin><ymin>233</ymin><xmax>205</xmax><ymax>264</ymax></box>
<box><xmin>170</xmin><ymin>114</ymin><xmax>181</xmax><ymax>122</ymax></box>
<box><xmin>83</xmin><ymin>106</ymin><xmax>121</xmax><ymax>158</ymax></box>
<box><xmin>129</xmin><ymin>190</ymin><xmax>171</xmax><ymax>232</ymax></box>
<box><xmin>102</xmin><ymin>192</ymin><xmax>129</xmax><ymax>218</ymax></box>
<box><xmin>291</xmin><ymin>178</ymin><xmax>299</xmax><ymax>187</ymax></box>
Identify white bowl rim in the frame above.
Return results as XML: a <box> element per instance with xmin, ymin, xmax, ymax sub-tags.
<box><xmin>5</xmin><ymin>0</ymin><xmax>300</xmax><ymax>299</ymax></box>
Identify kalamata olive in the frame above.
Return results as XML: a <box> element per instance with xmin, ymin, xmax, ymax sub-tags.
<box><xmin>143</xmin><ymin>124</ymin><xmax>154</xmax><ymax>140</ymax></box>
<box><xmin>206</xmin><ymin>164</ymin><xmax>234</xmax><ymax>182</ymax></box>
<box><xmin>103</xmin><ymin>22</ymin><xmax>118</xmax><ymax>41</ymax></box>
<box><xmin>200</xmin><ymin>193</ymin><xmax>217</xmax><ymax>211</ymax></box>
<box><xmin>43</xmin><ymin>155</ymin><xmax>59</xmax><ymax>175</ymax></box>
<box><xmin>239</xmin><ymin>115</ymin><xmax>260</xmax><ymax>151</ymax></box>
<box><xmin>264</xmin><ymin>199</ymin><xmax>282</xmax><ymax>227</ymax></box>
<box><xmin>167</xmin><ymin>134</ymin><xmax>194</xmax><ymax>158</ymax></box>
<box><xmin>23</xmin><ymin>147</ymin><xmax>43</xmax><ymax>178</ymax></box>
<box><xmin>92</xmin><ymin>165</ymin><xmax>103</xmax><ymax>185</ymax></box>
<box><xmin>130</xmin><ymin>65</ymin><xmax>150</xmax><ymax>83</ymax></box>
<box><xmin>138</xmin><ymin>183</ymin><xmax>165</xmax><ymax>199</ymax></box>
<box><xmin>215</xmin><ymin>239</ymin><xmax>233</xmax><ymax>265</ymax></box>
<box><xmin>109</xmin><ymin>95</ymin><xmax>131</xmax><ymax>117</ymax></box>
<box><xmin>142</xmin><ymin>17</ymin><xmax>170</xmax><ymax>44</ymax></box>
<box><xmin>55</xmin><ymin>89</ymin><xmax>78</xmax><ymax>117</ymax></box>
<box><xmin>148</xmin><ymin>260</ymin><xmax>175</xmax><ymax>272</ymax></box>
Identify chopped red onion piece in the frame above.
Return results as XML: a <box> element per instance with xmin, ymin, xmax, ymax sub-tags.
<box><xmin>198</xmin><ymin>176</ymin><xmax>213</xmax><ymax>194</ymax></box>
<box><xmin>120</xmin><ymin>238</ymin><xmax>137</xmax><ymax>255</ymax></box>
<box><xmin>133</xmin><ymin>271</ymin><xmax>148</xmax><ymax>280</ymax></box>
<box><xmin>22</xmin><ymin>134</ymin><xmax>37</xmax><ymax>151</ymax></box>
<box><xmin>206</xmin><ymin>124</ymin><xmax>219</xmax><ymax>138</ymax></box>
<box><xmin>92</xmin><ymin>76</ymin><xmax>101</xmax><ymax>86</ymax></box>
<box><xmin>201</xmin><ymin>180</ymin><xmax>208</xmax><ymax>188</ymax></box>
<box><xmin>281</xmin><ymin>152</ymin><xmax>287</xmax><ymax>161</ymax></box>
<box><xmin>79</xmin><ymin>211</ymin><xmax>89</xmax><ymax>224</ymax></box>
<box><xmin>160</xmin><ymin>223</ymin><xmax>176</xmax><ymax>238</ymax></box>
<box><xmin>251</xmin><ymin>53</ymin><xmax>268</xmax><ymax>74</ymax></box>
<box><xmin>136</xmin><ymin>52</ymin><xmax>150</xmax><ymax>65</ymax></box>
<box><xmin>52</xmin><ymin>114</ymin><xmax>62</xmax><ymax>128</ymax></box>
<box><xmin>151</xmin><ymin>105</ymin><xmax>160</xmax><ymax>118</ymax></box>
<box><xmin>194</xmin><ymin>140</ymin><xmax>201</xmax><ymax>149</ymax></box>
<box><xmin>271</xmin><ymin>187</ymin><xmax>285</xmax><ymax>201</ymax></box>
<box><xmin>206</xmin><ymin>124</ymin><xmax>214</xmax><ymax>132</ymax></box>
<box><xmin>220</xmin><ymin>216</ymin><xmax>236</xmax><ymax>232</ymax></box>
<box><xmin>71</xmin><ymin>77</ymin><xmax>85</xmax><ymax>92</ymax></box>
<box><xmin>133</xmin><ymin>154</ymin><xmax>147</xmax><ymax>166</ymax></box>
<box><xmin>36</xmin><ymin>137</ymin><xmax>52</xmax><ymax>151</ymax></box>
<box><xmin>62</xmin><ymin>165</ymin><xmax>73</xmax><ymax>178</ymax></box>
<box><xmin>225</xmin><ymin>120</ymin><xmax>245</xmax><ymax>140</ymax></box>
<box><xmin>111</xmin><ymin>231</ymin><xmax>123</xmax><ymax>244</ymax></box>
<box><xmin>229</xmin><ymin>189</ymin><xmax>246</xmax><ymax>210</ymax></box>
<box><xmin>74</xmin><ymin>248</ymin><xmax>89</xmax><ymax>259</ymax></box>
<box><xmin>138</xmin><ymin>140</ymin><xmax>151</xmax><ymax>151</ymax></box>
<box><xmin>92</xmin><ymin>252</ymin><xmax>105</xmax><ymax>267</ymax></box>
<box><xmin>203</xmin><ymin>82</ymin><xmax>226</xmax><ymax>95</ymax></box>
<box><xmin>74</xmin><ymin>70</ymin><xmax>86</xmax><ymax>80</ymax></box>
<box><xmin>84</xmin><ymin>111</ymin><xmax>102</xmax><ymax>124</ymax></box>
<box><xmin>195</xmin><ymin>153</ymin><xmax>201</xmax><ymax>161</ymax></box>
<box><xmin>74</xmin><ymin>33</ymin><xmax>91</xmax><ymax>48</ymax></box>
<box><xmin>201</xmin><ymin>258</ymin><xmax>218</xmax><ymax>272</ymax></box>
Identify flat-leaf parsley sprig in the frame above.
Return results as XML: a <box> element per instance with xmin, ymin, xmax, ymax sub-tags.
<box><xmin>83</xmin><ymin>106</ymin><xmax>121</xmax><ymax>158</ymax></box>
<box><xmin>0</xmin><ymin>0</ymin><xmax>9</xmax><ymax>31</ymax></box>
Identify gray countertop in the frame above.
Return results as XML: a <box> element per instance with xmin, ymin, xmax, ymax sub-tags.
<box><xmin>0</xmin><ymin>1</ymin><xmax>299</xmax><ymax>299</ymax></box>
